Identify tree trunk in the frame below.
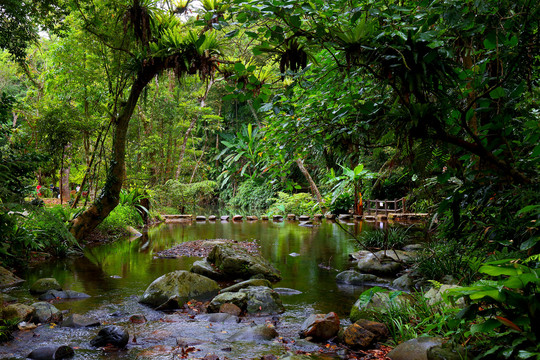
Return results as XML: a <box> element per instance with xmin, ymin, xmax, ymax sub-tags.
<box><xmin>174</xmin><ymin>115</ymin><xmax>198</xmax><ymax>180</ymax></box>
<box><xmin>70</xmin><ymin>65</ymin><xmax>160</xmax><ymax>240</ymax></box>
<box><xmin>295</xmin><ymin>158</ymin><xmax>324</xmax><ymax>207</ymax></box>
<box><xmin>60</xmin><ymin>144</ymin><xmax>71</xmax><ymax>204</ymax></box>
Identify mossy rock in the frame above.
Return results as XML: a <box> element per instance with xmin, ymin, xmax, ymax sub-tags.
<box><xmin>208</xmin><ymin>244</ymin><xmax>281</xmax><ymax>282</ymax></box>
<box><xmin>0</xmin><ymin>266</ymin><xmax>24</xmax><ymax>288</ymax></box>
<box><xmin>139</xmin><ymin>270</ymin><xmax>219</xmax><ymax>309</ymax></box>
<box><xmin>350</xmin><ymin>292</ymin><xmax>412</xmax><ymax>322</ymax></box>
<box><xmin>29</xmin><ymin>278</ymin><xmax>62</xmax><ymax>294</ymax></box>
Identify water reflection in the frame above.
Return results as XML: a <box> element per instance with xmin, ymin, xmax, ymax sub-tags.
<box><xmin>23</xmin><ymin>220</ymin><xmax>382</xmax><ymax>317</ymax></box>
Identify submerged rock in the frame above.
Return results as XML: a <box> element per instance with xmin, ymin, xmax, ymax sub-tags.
<box><xmin>61</xmin><ymin>314</ymin><xmax>100</xmax><ymax>328</ymax></box>
<box><xmin>90</xmin><ymin>325</ymin><xmax>129</xmax><ymax>348</ymax></box>
<box><xmin>336</xmin><ymin>270</ymin><xmax>391</xmax><ymax>286</ymax></box>
<box><xmin>299</xmin><ymin>312</ymin><xmax>340</xmax><ymax>341</ymax></box>
<box><xmin>27</xmin><ymin>345</ymin><xmax>74</xmax><ymax>360</ymax></box>
<box><xmin>30</xmin><ymin>278</ymin><xmax>62</xmax><ymax>294</ymax></box>
<box><xmin>31</xmin><ymin>302</ymin><xmax>62</xmax><ymax>323</ymax></box>
<box><xmin>38</xmin><ymin>289</ymin><xmax>90</xmax><ymax>301</ymax></box>
<box><xmin>228</xmin><ymin>324</ymin><xmax>278</xmax><ymax>342</ymax></box>
<box><xmin>139</xmin><ymin>270</ymin><xmax>219</xmax><ymax>309</ymax></box>
<box><xmin>239</xmin><ymin>286</ymin><xmax>284</xmax><ymax>315</ymax></box>
<box><xmin>208</xmin><ymin>244</ymin><xmax>281</xmax><ymax>282</ymax></box>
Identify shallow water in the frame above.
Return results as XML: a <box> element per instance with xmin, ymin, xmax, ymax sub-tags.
<box><xmin>1</xmin><ymin>219</ymin><xmax>381</xmax><ymax>359</ymax></box>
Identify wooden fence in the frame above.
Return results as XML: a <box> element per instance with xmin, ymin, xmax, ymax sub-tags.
<box><xmin>365</xmin><ymin>198</ymin><xmax>406</xmax><ymax>215</ymax></box>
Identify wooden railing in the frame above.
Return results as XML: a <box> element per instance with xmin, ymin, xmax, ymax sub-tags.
<box><xmin>365</xmin><ymin>198</ymin><xmax>406</xmax><ymax>214</ymax></box>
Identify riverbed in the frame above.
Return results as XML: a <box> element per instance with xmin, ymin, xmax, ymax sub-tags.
<box><xmin>1</xmin><ymin>219</ymin><xmax>381</xmax><ymax>359</ymax></box>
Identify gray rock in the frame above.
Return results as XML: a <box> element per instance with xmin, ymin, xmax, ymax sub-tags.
<box><xmin>220</xmin><ymin>279</ymin><xmax>272</xmax><ymax>293</ymax></box>
<box><xmin>287</xmin><ymin>214</ymin><xmax>296</xmax><ymax>220</ymax></box>
<box><xmin>261</xmin><ymin>215</ymin><xmax>269</xmax><ymax>220</ymax></box>
<box><xmin>350</xmin><ymin>292</ymin><xmax>411</xmax><ymax>322</ymax></box>
<box><xmin>27</xmin><ymin>345</ymin><xmax>74</xmax><ymax>360</ymax></box>
<box><xmin>272</xmin><ymin>215</ymin><xmax>283</xmax><ymax>221</ymax></box>
<box><xmin>336</xmin><ymin>270</ymin><xmax>391</xmax><ymax>286</ymax></box>
<box><xmin>30</xmin><ymin>278</ymin><xmax>62</xmax><ymax>294</ymax></box>
<box><xmin>190</xmin><ymin>260</ymin><xmax>224</xmax><ymax>280</ymax></box>
<box><xmin>387</xmin><ymin>337</ymin><xmax>444</xmax><ymax>360</ymax></box>
<box><xmin>299</xmin><ymin>312</ymin><xmax>340</xmax><ymax>341</ymax></box>
<box><xmin>279</xmin><ymin>354</ymin><xmax>312</xmax><ymax>360</ymax></box>
<box><xmin>273</xmin><ymin>288</ymin><xmax>302</xmax><ymax>295</ymax></box>
<box><xmin>356</xmin><ymin>253</ymin><xmax>403</xmax><ymax>276</ymax></box>
<box><xmin>427</xmin><ymin>341</ymin><xmax>468</xmax><ymax>360</ymax></box>
<box><xmin>61</xmin><ymin>314</ymin><xmax>100</xmax><ymax>328</ymax></box>
<box><xmin>402</xmin><ymin>244</ymin><xmax>423</xmax><ymax>252</ymax></box>
<box><xmin>325</xmin><ymin>214</ymin><xmax>336</xmax><ymax>220</ymax></box>
<box><xmin>208</xmin><ymin>244</ymin><xmax>281</xmax><ymax>282</ymax></box>
<box><xmin>228</xmin><ymin>324</ymin><xmax>278</xmax><ymax>342</ymax></box>
<box><xmin>424</xmin><ymin>285</ymin><xmax>465</xmax><ymax>307</ymax></box>
<box><xmin>232</xmin><ymin>215</ymin><xmax>243</xmax><ymax>221</ymax></box>
<box><xmin>239</xmin><ymin>286</ymin><xmax>284</xmax><ymax>315</ymax></box>
<box><xmin>0</xmin><ymin>266</ymin><xmax>24</xmax><ymax>288</ymax></box>
<box><xmin>139</xmin><ymin>270</ymin><xmax>220</xmax><ymax>309</ymax></box>
<box><xmin>0</xmin><ymin>303</ymin><xmax>33</xmax><ymax>321</ymax></box>
<box><xmin>246</xmin><ymin>215</ymin><xmax>258</xmax><ymax>221</ymax></box>
<box><xmin>313</xmin><ymin>214</ymin><xmax>323</xmax><ymax>220</ymax></box>
<box><xmin>196</xmin><ymin>215</ymin><xmax>206</xmax><ymax>221</ymax></box>
<box><xmin>199</xmin><ymin>312</ymin><xmax>238</xmax><ymax>323</ymax></box>
<box><xmin>38</xmin><ymin>290</ymin><xmax>90</xmax><ymax>301</ymax></box>
<box><xmin>31</xmin><ymin>302</ymin><xmax>62</xmax><ymax>323</ymax></box>
<box><xmin>208</xmin><ymin>215</ymin><xmax>217</xmax><ymax>221</ymax></box>
<box><xmin>90</xmin><ymin>325</ymin><xmax>129</xmax><ymax>348</ymax></box>
<box><xmin>221</xmin><ymin>215</ymin><xmax>230</xmax><ymax>221</ymax></box>
<box><xmin>392</xmin><ymin>273</ymin><xmax>415</xmax><ymax>291</ymax></box>
<box><xmin>298</xmin><ymin>215</ymin><xmax>310</xmax><ymax>221</ymax></box>
<box><xmin>0</xmin><ymin>292</ymin><xmax>17</xmax><ymax>303</ymax></box>
<box><xmin>207</xmin><ymin>292</ymin><xmax>247</xmax><ymax>313</ymax></box>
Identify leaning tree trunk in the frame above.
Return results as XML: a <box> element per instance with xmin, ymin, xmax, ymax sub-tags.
<box><xmin>70</xmin><ymin>65</ymin><xmax>161</xmax><ymax>240</ymax></box>
<box><xmin>295</xmin><ymin>158</ymin><xmax>324</xmax><ymax>208</ymax></box>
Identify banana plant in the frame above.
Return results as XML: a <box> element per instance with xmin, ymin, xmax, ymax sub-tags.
<box><xmin>328</xmin><ymin>164</ymin><xmax>377</xmax><ymax>215</ymax></box>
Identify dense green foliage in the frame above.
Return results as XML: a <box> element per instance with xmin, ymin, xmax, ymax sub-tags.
<box><xmin>0</xmin><ymin>0</ymin><xmax>538</xmax><ymax>355</ymax></box>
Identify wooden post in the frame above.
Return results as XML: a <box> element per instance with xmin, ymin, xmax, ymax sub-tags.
<box><xmin>384</xmin><ymin>199</ymin><xmax>388</xmax><ymax>213</ymax></box>
<box><xmin>402</xmin><ymin>198</ymin><xmax>406</xmax><ymax>214</ymax></box>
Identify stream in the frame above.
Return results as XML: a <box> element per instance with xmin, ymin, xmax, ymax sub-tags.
<box><xmin>1</xmin><ymin>219</ymin><xmax>384</xmax><ymax>359</ymax></box>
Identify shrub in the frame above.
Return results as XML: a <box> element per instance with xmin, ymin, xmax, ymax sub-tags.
<box><xmin>97</xmin><ymin>204</ymin><xmax>144</xmax><ymax>233</ymax></box>
<box><xmin>359</xmin><ymin>227</ymin><xmax>411</xmax><ymax>250</ymax></box>
<box><xmin>228</xmin><ymin>178</ymin><xmax>275</xmax><ymax>209</ymax></box>
<box><xmin>267</xmin><ymin>192</ymin><xmax>316</xmax><ymax>215</ymax></box>
<box><xmin>154</xmin><ymin>180</ymin><xmax>217</xmax><ymax>212</ymax></box>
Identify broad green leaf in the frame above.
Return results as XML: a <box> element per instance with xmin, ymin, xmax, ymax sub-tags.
<box><xmin>489</xmin><ymin>87</ymin><xmax>505</xmax><ymax>99</ymax></box>
<box><xmin>470</xmin><ymin>318</ymin><xmax>500</xmax><ymax>335</ymax></box>
<box><xmin>479</xmin><ymin>264</ymin><xmax>520</xmax><ymax>277</ymax></box>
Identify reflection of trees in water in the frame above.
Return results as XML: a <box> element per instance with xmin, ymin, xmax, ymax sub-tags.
<box><xmin>72</xmin><ymin>252</ymin><xmax>117</xmax><ymax>293</ymax></box>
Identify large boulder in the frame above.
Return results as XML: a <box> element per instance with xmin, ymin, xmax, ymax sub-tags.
<box><xmin>299</xmin><ymin>312</ymin><xmax>340</xmax><ymax>341</ymax></box>
<box><xmin>27</xmin><ymin>345</ymin><xmax>75</xmax><ymax>360</ymax></box>
<box><xmin>387</xmin><ymin>337</ymin><xmax>469</xmax><ymax>360</ymax></box>
<box><xmin>350</xmin><ymin>291</ymin><xmax>411</xmax><ymax>322</ymax></box>
<box><xmin>90</xmin><ymin>326</ymin><xmax>129</xmax><ymax>348</ymax></box>
<box><xmin>207</xmin><ymin>292</ymin><xmax>247</xmax><ymax>313</ymax></box>
<box><xmin>0</xmin><ymin>266</ymin><xmax>24</xmax><ymax>288</ymax></box>
<box><xmin>208</xmin><ymin>244</ymin><xmax>281</xmax><ymax>281</ymax></box>
<box><xmin>31</xmin><ymin>302</ymin><xmax>62</xmax><ymax>323</ymax></box>
<box><xmin>355</xmin><ymin>253</ymin><xmax>402</xmax><ymax>276</ymax></box>
<box><xmin>29</xmin><ymin>278</ymin><xmax>62</xmax><ymax>294</ymax></box>
<box><xmin>239</xmin><ymin>286</ymin><xmax>284</xmax><ymax>315</ymax></box>
<box><xmin>336</xmin><ymin>270</ymin><xmax>391</xmax><ymax>286</ymax></box>
<box><xmin>139</xmin><ymin>270</ymin><xmax>219</xmax><ymax>309</ymax></box>
<box><xmin>1</xmin><ymin>303</ymin><xmax>33</xmax><ymax>322</ymax></box>
<box><xmin>228</xmin><ymin>324</ymin><xmax>278</xmax><ymax>342</ymax></box>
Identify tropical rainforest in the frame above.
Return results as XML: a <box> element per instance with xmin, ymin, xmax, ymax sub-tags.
<box><xmin>0</xmin><ymin>0</ymin><xmax>539</xmax><ymax>358</ymax></box>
